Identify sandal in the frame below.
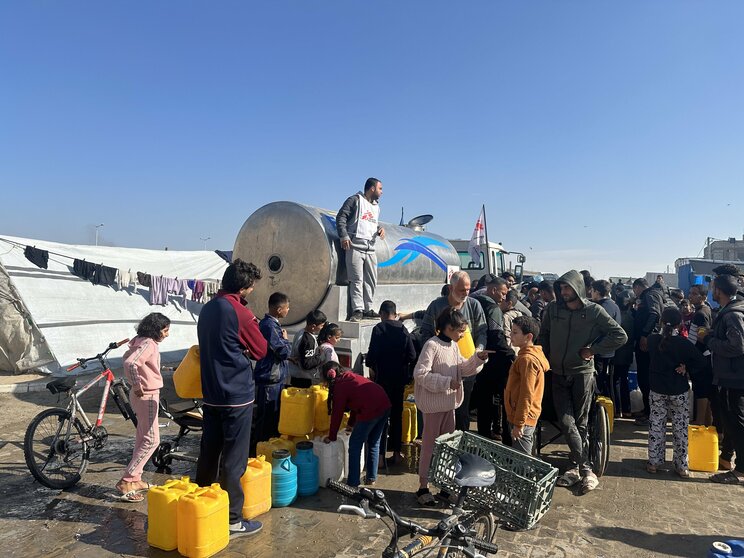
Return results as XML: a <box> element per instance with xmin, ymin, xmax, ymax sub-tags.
<box><xmin>710</xmin><ymin>471</ymin><xmax>744</xmax><ymax>485</ymax></box>
<box><xmin>416</xmin><ymin>488</ymin><xmax>437</xmax><ymax>506</ymax></box>
<box><xmin>556</xmin><ymin>468</ymin><xmax>581</xmax><ymax>487</ymax></box>
<box><xmin>110</xmin><ymin>489</ymin><xmax>145</xmax><ymax>502</ymax></box>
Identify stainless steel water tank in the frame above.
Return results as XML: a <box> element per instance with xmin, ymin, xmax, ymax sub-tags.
<box><xmin>233</xmin><ymin>201</ymin><xmax>460</xmax><ymax>325</ymax></box>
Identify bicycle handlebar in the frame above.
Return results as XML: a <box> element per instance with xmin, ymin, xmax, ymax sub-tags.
<box><xmin>326</xmin><ymin>479</ymin><xmax>498</xmax><ymax>557</ymax></box>
<box><xmin>67</xmin><ymin>339</ymin><xmax>131</xmax><ymax>371</ymax></box>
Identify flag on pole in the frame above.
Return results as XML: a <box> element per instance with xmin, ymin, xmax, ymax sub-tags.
<box><xmin>468</xmin><ymin>206</ymin><xmax>486</xmax><ymax>265</ymax></box>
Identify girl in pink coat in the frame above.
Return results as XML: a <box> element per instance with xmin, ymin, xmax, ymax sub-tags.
<box><xmin>115</xmin><ymin>313</ymin><xmax>170</xmax><ymax>502</ymax></box>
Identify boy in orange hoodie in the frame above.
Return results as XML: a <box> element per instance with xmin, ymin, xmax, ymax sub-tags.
<box><xmin>504</xmin><ymin>315</ymin><xmax>550</xmax><ymax>455</ymax></box>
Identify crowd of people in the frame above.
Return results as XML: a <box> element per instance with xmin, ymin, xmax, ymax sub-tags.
<box><xmin>108</xmin><ymin>177</ymin><xmax>743</xmax><ymax>536</ymax></box>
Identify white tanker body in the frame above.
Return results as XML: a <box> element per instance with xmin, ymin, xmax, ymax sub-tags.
<box><xmin>233</xmin><ymin>201</ymin><xmax>461</xmax><ymax>371</ymax></box>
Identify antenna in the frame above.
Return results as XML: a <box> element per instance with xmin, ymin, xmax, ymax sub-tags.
<box><xmin>399</xmin><ymin>207</ymin><xmax>404</xmax><ymax>226</ymax></box>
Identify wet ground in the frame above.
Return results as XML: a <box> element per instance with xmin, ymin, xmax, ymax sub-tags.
<box><xmin>0</xmin><ymin>376</ymin><xmax>741</xmax><ymax>558</ymax></box>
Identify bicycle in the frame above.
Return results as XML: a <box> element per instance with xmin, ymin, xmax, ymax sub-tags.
<box><xmin>23</xmin><ymin>339</ymin><xmax>138</xmax><ymax>489</ymax></box>
<box><xmin>328</xmin><ymin>452</ymin><xmax>500</xmax><ymax>557</ymax></box>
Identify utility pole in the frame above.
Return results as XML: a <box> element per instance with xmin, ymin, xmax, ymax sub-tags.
<box><xmin>95</xmin><ymin>224</ymin><xmax>104</xmax><ymax>246</ymax></box>
<box><xmin>200</xmin><ymin>236</ymin><xmax>211</xmax><ymax>250</ymax></box>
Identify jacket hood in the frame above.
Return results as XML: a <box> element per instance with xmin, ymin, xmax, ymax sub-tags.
<box><xmin>553</xmin><ymin>270</ymin><xmax>587</xmax><ymax>307</ymax></box>
<box><xmin>520</xmin><ymin>345</ymin><xmax>550</xmax><ymax>370</ymax></box>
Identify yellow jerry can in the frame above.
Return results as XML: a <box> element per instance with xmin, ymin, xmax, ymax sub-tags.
<box><xmin>147</xmin><ymin>476</ymin><xmax>198</xmax><ymax>551</ymax></box>
<box><xmin>241</xmin><ymin>456</ymin><xmax>272</xmax><ymax>519</ymax></box>
<box><xmin>177</xmin><ymin>483</ymin><xmax>230</xmax><ymax>558</ymax></box>
<box><xmin>278</xmin><ymin>387</ymin><xmax>315</xmax><ymax>436</ymax></box>
<box><xmin>688</xmin><ymin>425</ymin><xmax>719</xmax><ymax>472</ymax></box>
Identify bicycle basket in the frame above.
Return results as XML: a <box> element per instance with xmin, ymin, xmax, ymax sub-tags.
<box><xmin>429</xmin><ymin>430</ymin><xmax>558</xmax><ymax>530</ymax></box>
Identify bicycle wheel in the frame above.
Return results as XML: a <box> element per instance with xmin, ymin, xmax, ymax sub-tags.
<box><xmin>445</xmin><ymin>511</ymin><xmax>495</xmax><ymax>557</ymax></box>
<box><xmin>590</xmin><ymin>402</ymin><xmax>611</xmax><ymax>477</ymax></box>
<box><xmin>24</xmin><ymin>408</ymin><xmax>90</xmax><ymax>489</ymax></box>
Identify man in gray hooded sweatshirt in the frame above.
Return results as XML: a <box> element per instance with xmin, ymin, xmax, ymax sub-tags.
<box><xmin>538</xmin><ymin>270</ymin><xmax>627</xmax><ymax>493</ymax></box>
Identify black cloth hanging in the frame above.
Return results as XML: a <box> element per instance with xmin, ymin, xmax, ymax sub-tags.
<box><xmin>72</xmin><ymin>259</ymin><xmax>96</xmax><ymax>280</ymax></box>
<box><xmin>24</xmin><ymin>246</ymin><xmax>49</xmax><ymax>269</ymax></box>
<box><xmin>92</xmin><ymin>264</ymin><xmax>117</xmax><ymax>286</ymax></box>
<box><xmin>137</xmin><ymin>271</ymin><xmax>152</xmax><ymax>287</ymax></box>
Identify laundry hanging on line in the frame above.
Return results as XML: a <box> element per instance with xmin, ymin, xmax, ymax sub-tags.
<box><xmin>24</xmin><ymin>246</ymin><xmax>49</xmax><ymax>269</ymax></box>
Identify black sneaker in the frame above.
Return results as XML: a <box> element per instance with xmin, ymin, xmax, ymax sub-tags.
<box><xmin>230</xmin><ymin>519</ymin><xmax>262</xmax><ymax>537</ymax></box>
<box><xmin>348</xmin><ymin>311</ymin><xmax>364</xmax><ymax>322</ymax></box>
<box><xmin>362</xmin><ymin>309</ymin><xmax>380</xmax><ymax>319</ymax></box>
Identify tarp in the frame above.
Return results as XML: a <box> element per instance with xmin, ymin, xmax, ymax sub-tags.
<box><xmin>0</xmin><ymin>235</ymin><xmax>228</xmax><ymax>374</ymax></box>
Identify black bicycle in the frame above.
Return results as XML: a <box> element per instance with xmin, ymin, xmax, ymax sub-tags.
<box><xmin>24</xmin><ymin>340</ymin><xmax>137</xmax><ymax>489</ymax></box>
<box><xmin>328</xmin><ymin>453</ymin><xmax>499</xmax><ymax>557</ymax></box>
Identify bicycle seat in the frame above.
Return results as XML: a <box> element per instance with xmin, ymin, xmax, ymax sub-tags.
<box><xmin>46</xmin><ymin>376</ymin><xmax>76</xmax><ymax>395</ymax></box>
<box><xmin>453</xmin><ymin>453</ymin><xmax>496</xmax><ymax>488</ymax></box>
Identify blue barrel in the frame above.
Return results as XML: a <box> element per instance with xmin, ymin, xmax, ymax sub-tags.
<box><xmin>628</xmin><ymin>370</ymin><xmax>638</xmax><ymax>391</ymax></box>
<box><xmin>293</xmin><ymin>441</ymin><xmax>319</xmax><ymax>497</ymax></box>
<box><xmin>271</xmin><ymin>449</ymin><xmax>297</xmax><ymax>507</ymax></box>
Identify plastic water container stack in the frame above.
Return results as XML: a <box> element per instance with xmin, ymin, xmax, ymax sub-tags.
<box><xmin>147</xmin><ymin>476</ymin><xmax>198</xmax><ymax>551</ymax></box>
<box><xmin>177</xmin><ymin>484</ymin><xmax>230</xmax><ymax>558</ymax></box>
<box><xmin>293</xmin><ymin>440</ymin><xmax>320</xmax><ymax>496</ymax></box>
<box><xmin>271</xmin><ymin>449</ymin><xmax>298</xmax><ymax>507</ymax></box>
<box><xmin>241</xmin><ymin>455</ymin><xmax>272</xmax><ymax>519</ymax></box>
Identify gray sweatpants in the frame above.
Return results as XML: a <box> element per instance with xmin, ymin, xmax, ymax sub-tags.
<box><xmin>553</xmin><ymin>372</ymin><xmax>595</xmax><ymax>474</ymax></box>
<box><xmin>345</xmin><ymin>247</ymin><xmax>377</xmax><ymax>313</ymax></box>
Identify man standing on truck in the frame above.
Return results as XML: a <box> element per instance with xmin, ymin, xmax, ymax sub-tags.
<box><xmin>337</xmin><ymin>177</ymin><xmax>386</xmax><ymax>322</ymax></box>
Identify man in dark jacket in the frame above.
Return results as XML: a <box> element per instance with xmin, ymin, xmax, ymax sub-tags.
<box><xmin>700</xmin><ymin>274</ymin><xmax>744</xmax><ymax>485</ymax></box>
<box><xmin>471</xmin><ymin>275</ymin><xmax>516</xmax><ymax>441</ymax></box>
<box><xmin>538</xmin><ymin>270</ymin><xmax>627</xmax><ymax>494</ymax></box>
<box><xmin>632</xmin><ymin>277</ymin><xmax>665</xmax><ymax>424</ymax></box>
<box><xmin>365</xmin><ymin>300</ymin><xmax>417</xmax><ymax>464</ymax></box>
<box><xmin>196</xmin><ymin>259</ymin><xmax>268</xmax><ymax>536</ymax></box>
<box><xmin>336</xmin><ymin>177</ymin><xmax>385</xmax><ymax>322</ymax></box>
<box><xmin>591</xmin><ymin>279</ymin><xmax>621</xmax><ymax>398</ymax></box>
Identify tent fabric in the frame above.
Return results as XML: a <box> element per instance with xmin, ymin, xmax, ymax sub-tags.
<box><xmin>0</xmin><ymin>235</ymin><xmax>229</xmax><ymax>375</ymax></box>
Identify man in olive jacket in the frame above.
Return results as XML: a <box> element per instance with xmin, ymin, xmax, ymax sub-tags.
<box><xmin>538</xmin><ymin>270</ymin><xmax>627</xmax><ymax>494</ymax></box>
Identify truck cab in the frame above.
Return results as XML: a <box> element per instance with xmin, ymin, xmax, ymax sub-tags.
<box><xmin>448</xmin><ymin>239</ymin><xmax>524</xmax><ymax>285</ymax></box>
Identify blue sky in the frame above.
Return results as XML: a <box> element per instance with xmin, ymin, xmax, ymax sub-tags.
<box><xmin>1</xmin><ymin>2</ymin><xmax>742</xmax><ymax>280</ymax></box>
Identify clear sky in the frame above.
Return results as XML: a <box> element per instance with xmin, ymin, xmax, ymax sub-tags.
<box><xmin>2</xmin><ymin>2</ymin><xmax>742</xmax><ymax>281</ymax></box>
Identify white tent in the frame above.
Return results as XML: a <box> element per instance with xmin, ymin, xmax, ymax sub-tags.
<box><xmin>0</xmin><ymin>235</ymin><xmax>229</xmax><ymax>375</ymax></box>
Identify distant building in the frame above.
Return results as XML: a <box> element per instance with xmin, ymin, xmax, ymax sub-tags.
<box><xmin>704</xmin><ymin>236</ymin><xmax>744</xmax><ymax>261</ymax></box>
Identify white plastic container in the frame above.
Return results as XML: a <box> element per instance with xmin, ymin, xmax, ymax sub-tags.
<box><xmin>630</xmin><ymin>388</ymin><xmax>644</xmax><ymax>414</ymax></box>
<box><xmin>312</xmin><ymin>436</ymin><xmax>344</xmax><ymax>486</ymax></box>
<box><xmin>337</xmin><ymin>430</ymin><xmax>365</xmax><ymax>480</ymax></box>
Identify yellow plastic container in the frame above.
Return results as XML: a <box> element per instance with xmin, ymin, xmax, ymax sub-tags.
<box><xmin>284</xmin><ymin>433</ymin><xmax>311</xmax><ymax>445</ymax></box>
<box><xmin>688</xmin><ymin>425</ymin><xmax>719</xmax><ymax>472</ymax></box>
<box><xmin>278</xmin><ymin>387</ymin><xmax>315</xmax><ymax>436</ymax></box>
<box><xmin>313</xmin><ymin>429</ymin><xmax>329</xmax><ymax>439</ymax></box>
<box><xmin>596</xmin><ymin>396</ymin><xmax>614</xmax><ymax>433</ymax></box>
<box><xmin>177</xmin><ymin>483</ymin><xmax>229</xmax><ymax>558</ymax></box>
<box><xmin>257</xmin><ymin>436</ymin><xmax>296</xmax><ymax>459</ymax></box>
<box><xmin>173</xmin><ymin>345</ymin><xmax>203</xmax><ymax>399</ymax></box>
<box><xmin>457</xmin><ymin>327</ymin><xmax>476</xmax><ymax>359</ymax></box>
<box><xmin>311</xmin><ymin>385</ymin><xmax>331</xmax><ymax>432</ymax></box>
<box><xmin>241</xmin><ymin>456</ymin><xmax>272</xmax><ymax>519</ymax></box>
<box><xmin>402</xmin><ymin>401</ymin><xmax>418</xmax><ymax>443</ymax></box>
<box><xmin>340</xmin><ymin>411</ymin><xmax>352</xmax><ymax>431</ymax></box>
<box><xmin>403</xmin><ymin>382</ymin><xmax>415</xmax><ymax>402</ymax></box>
<box><xmin>147</xmin><ymin>476</ymin><xmax>198</xmax><ymax>551</ymax></box>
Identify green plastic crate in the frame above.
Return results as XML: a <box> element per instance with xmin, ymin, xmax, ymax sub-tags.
<box><xmin>428</xmin><ymin>430</ymin><xmax>558</xmax><ymax>530</ymax></box>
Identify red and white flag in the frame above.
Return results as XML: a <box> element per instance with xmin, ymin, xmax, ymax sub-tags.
<box><xmin>468</xmin><ymin>206</ymin><xmax>486</xmax><ymax>265</ymax></box>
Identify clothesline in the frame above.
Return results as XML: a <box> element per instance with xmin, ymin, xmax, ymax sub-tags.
<box><xmin>0</xmin><ymin>237</ymin><xmax>222</xmax><ymax>306</ymax></box>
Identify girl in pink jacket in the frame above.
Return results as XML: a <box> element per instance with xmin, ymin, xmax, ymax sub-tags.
<box><xmin>115</xmin><ymin>313</ymin><xmax>170</xmax><ymax>502</ymax></box>
<box><xmin>413</xmin><ymin>308</ymin><xmax>489</xmax><ymax>505</ymax></box>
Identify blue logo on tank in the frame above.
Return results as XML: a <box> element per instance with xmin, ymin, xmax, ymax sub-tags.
<box><xmin>379</xmin><ymin>237</ymin><xmax>449</xmax><ymax>271</ymax></box>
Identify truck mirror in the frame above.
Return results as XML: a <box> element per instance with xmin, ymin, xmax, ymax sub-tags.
<box><xmin>517</xmin><ymin>254</ymin><xmax>526</xmax><ymax>264</ymax></box>
<box><xmin>514</xmin><ymin>265</ymin><xmax>523</xmax><ymax>282</ymax></box>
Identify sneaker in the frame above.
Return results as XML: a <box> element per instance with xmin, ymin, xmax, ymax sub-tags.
<box><xmin>230</xmin><ymin>519</ymin><xmax>263</xmax><ymax>537</ymax></box>
<box><xmin>556</xmin><ymin>467</ymin><xmax>581</xmax><ymax>487</ymax></box>
<box><xmin>364</xmin><ymin>478</ymin><xmax>376</xmax><ymax>487</ymax></box>
<box><xmin>348</xmin><ymin>311</ymin><xmax>363</xmax><ymax>322</ymax></box>
<box><xmin>362</xmin><ymin>309</ymin><xmax>380</xmax><ymax>319</ymax></box>
<box><xmin>580</xmin><ymin>472</ymin><xmax>599</xmax><ymax>494</ymax></box>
